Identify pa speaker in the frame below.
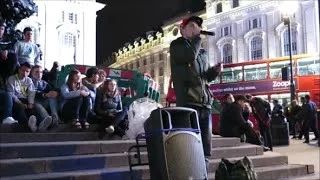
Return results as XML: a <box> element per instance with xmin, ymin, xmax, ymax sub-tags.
<box><xmin>281</xmin><ymin>67</ymin><xmax>289</xmax><ymax>81</ymax></box>
<box><xmin>144</xmin><ymin>107</ymin><xmax>207</xmax><ymax>180</ymax></box>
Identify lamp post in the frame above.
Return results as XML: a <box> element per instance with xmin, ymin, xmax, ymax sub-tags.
<box><xmin>280</xmin><ymin>1</ymin><xmax>298</xmax><ymax>102</ymax></box>
<box><xmin>283</xmin><ymin>17</ymin><xmax>295</xmax><ymax>102</ymax></box>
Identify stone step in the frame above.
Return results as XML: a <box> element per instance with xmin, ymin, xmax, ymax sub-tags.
<box><xmin>0</xmin><ymin>133</ymin><xmax>240</xmax><ymax>144</ymax></box>
<box><xmin>207</xmin><ymin>164</ymin><xmax>314</xmax><ymax>180</ymax></box>
<box><xmin>0</xmin><ymin>137</ymin><xmax>241</xmax><ymax>159</ymax></box>
<box><xmin>0</xmin><ymin>132</ymin><xmax>106</xmax><ymax>143</ymax></box>
<box><xmin>0</xmin><ymin>124</ymin><xmax>100</xmax><ymax>133</ymax></box>
<box><xmin>283</xmin><ymin>173</ymin><xmax>320</xmax><ymax>180</ymax></box>
<box><xmin>1</xmin><ymin>164</ymin><xmax>313</xmax><ymax>180</ymax></box>
<box><xmin>0</xmin><ymin>150</ymin><xmax>285</xmax><ymax>177</ymax></box>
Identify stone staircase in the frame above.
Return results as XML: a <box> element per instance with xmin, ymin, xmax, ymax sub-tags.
<box><xmin>0</xmin><ymin>125</ymin><xmax>317</xmax><ymax>180</ymax></box>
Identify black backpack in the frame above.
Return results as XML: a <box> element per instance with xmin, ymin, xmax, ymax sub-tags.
<box><xmin>215</xmin><ymin>156</ymin><xmax>257</xmax><ymax>180</ymax></box>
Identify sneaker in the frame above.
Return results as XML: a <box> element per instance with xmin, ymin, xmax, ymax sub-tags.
<box><xmin>105</xmin><ymin>125</ymin><xmax>115</xmax><ymax>134</ymax></box>
<box><xmin>28</xmin><ymin>115</ymin><xmax>37</xmax><ymax>132</ymax></box>
<box><xmin>83</xmin><ymin>121</ymin><xmax>90</xmax><ymax>129</ymax></box>
<box><xmin>51</xmin><ymin>115</ymin><xmax>59</xmax><ymax>126</ymax></box>
<box><xmin>2</xmin><ymin>117</ymin><xmax>18</xmax><ymax>124</ymax></box>
<box><xmin>73</xmin><ymin>120</ymin><xmax>81</xmax><ymax>129</ymax></box>
<box><xmin>38</xmin><ymin>116</ymin><xmax>52</xmax><ymax>132</ymax></box>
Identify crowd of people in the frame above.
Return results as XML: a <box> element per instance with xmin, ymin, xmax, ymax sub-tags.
<box><xmin>0</xmin><ymin>22</ymin><xmax>129</xmax><ymax>139</ymax></box>
<box><xmin>219</xmin><ymin>93</ymin><xmax>320</xmax><ymax>150</ymax></box>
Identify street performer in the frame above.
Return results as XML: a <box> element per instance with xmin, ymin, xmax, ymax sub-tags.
<box><xmin>169</xmin><ymin>16</ymin><xmax>221</xmax><ymax>170</ymax></box>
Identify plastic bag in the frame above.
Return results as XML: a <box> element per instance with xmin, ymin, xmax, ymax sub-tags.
<box><xmin>126</xmin><ymin>98</ymin><xmax>162</xmax><ymax>139</ymax></box>
<box><xmin>215</xmin><ymin>156</ymin><xmax>257</xmax><ymax>180</ymax></box>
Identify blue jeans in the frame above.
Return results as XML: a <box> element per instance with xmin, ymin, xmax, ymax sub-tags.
<box><xmin>36</xmin><ymin>98</ymin><xmax>59</xmax><ymax>117</ymax></box>
<box><xmin>34</xmin><ymin>103</ymin><xmax>51</xmax><ymax>125</ymax></box>
<box><xmin>89</xmin><ymin>90</ymin><xmax>96</xmax><ymax>110</ymax></box>
<box><xmin>0</xmin><ymin>90</ymin><xmax>13</xmax><ymax>120</ymax></box>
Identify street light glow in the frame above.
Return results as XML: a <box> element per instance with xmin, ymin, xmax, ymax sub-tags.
<box><xmin>279</xmin><ymin>1</ymin><xmax>298</xmax><ymax>16</ymax></box>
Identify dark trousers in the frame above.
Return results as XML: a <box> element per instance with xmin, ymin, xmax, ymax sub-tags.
<box><xmin>292</xmin><ymin>118</ymin><xmax>303</xmax><ymax>138</ymax></box>
<box><xmin>221</xmin><ymin>123</ymin><xmax>262</xmax><ymax>146</ymax></box>
<box><xmin>184</xmin><ymin>105</ymin><xmax>212</xmax><ymax>172</ymax></box>
<box><xmin>62</xmin><ymin>96</ymin><xmax>90</xmax><ymax>122</ymax></box>
<box><xmin>99</xmin><ymin>111</ymin><xmax>126</xmax><ymax>136</ymax></box>
<box><xmin>0</xmin><ymin>90</ymin><xmax>13</xmax><ymax>120</ymax></box>
<box><xmin>12</xmin><ymin>98</ymin><xmax>36</xmax><ymax>125</ymax></box>
<box><xmin>303</xmin><ymin>119</ymin><xmax>320</xmax><ymax>142</ymax></box>
<box><xmin>259</xmin><ymin>124</ymin><xmax>273</xmax><ymax>151</ymax></box>
<box><xmin>0</xmin><ymin>53</ymin><xmax>18</xmax><ymax>83</ymax></box>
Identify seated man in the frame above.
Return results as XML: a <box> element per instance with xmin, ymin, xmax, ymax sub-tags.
<box><xmin>31</xmin><ymin>65</ymin><xmax>59</xmax><ymax>125</ymax></box>
<box><xmin>220</xmin><ymin>95</ymin><xmax>268</xmax><ymax>151</ymax></box>
<box><xmin>14</xmin><ymin>27</ymin><xmax>41</xmax><ymax>66</ymax></box>
<box><xmin>82</xmin><ymin>67</ymin><xmax>104</xmax><ymax>115</ymax></box>
<box><xmin>6</xmin><ymin>62</ymin><xmax>52</xmax><ymax>132</ymax></box>
<box><xmin>0</xmin><ymin>75</ymin><xmax>18</xmax><ymax>124</ymax></box>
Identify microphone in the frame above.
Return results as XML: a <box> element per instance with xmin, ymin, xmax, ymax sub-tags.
<box><xmin>200</xmin><ymin>30</ymin><xmax>215</xmax><ymax>36</ymax></box>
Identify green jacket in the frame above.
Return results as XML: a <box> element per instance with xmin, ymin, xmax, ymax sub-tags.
<box><xmin>170</xmin><ymin>36</ymin><xmax>219</xmax><ymax>109</ymax></box>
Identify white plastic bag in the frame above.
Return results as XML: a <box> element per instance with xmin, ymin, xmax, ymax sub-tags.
<box><xmin>126</xmin><ymin>98</ymin><xmax>163</xmax><ymax>139</ymax></box>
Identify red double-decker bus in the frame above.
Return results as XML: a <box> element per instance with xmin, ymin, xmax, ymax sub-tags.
<box><xmin>166</xmin><ymin>53</ymin><xmax>320</xmax><ymax>134</ymax></box>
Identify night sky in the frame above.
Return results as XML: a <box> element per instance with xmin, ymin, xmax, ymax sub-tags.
<box><xmin>96</xmin><ymin>0</ymin><xmax>205</xmax><ymax>65</ymax></box>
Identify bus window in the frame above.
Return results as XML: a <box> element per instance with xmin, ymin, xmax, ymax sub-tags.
<box><xmin>270</xmin><ymin>93</ymin><xmax>290</xmax><ymax>108</ymax></box>
<box><xmin>221</xmin><ymin>66</ymin><xmax>243</xmax><ymax>83</ymax></box>
<box><xmin>244</xmin><ymin>63</ymin><xmax>267</xmax><ymax>81</ymax></box>
<box><xmin>269</xmin><ymin>61</ymin><xmax>295</xmax><ymax>79</ymax></box>
<box><xmin>297</xmin><ymin>92</ymin><xmax>310</xmax><ymax>105</ymax></box>
<box><xmin>297</xmin><ymin>57</ymin><xmax>320</xmax><ymax>75</ymax></box>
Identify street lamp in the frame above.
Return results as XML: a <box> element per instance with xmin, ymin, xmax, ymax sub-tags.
<box><xmin>280</xmin><ymin>2</ymin><xmax>298</xmax><ymax>102</ymax></box>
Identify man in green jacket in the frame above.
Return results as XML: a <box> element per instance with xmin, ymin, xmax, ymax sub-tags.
<box><xmin>170</xmin><ymin>16</ymin><xmax>221</xmax><ymax>168</ymax></box>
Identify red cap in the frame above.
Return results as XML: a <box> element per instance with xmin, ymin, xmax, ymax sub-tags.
<box><xmin>180</xmin><ymin>16</ymin><xmax>203</xmax><ymax>29</ymax></box>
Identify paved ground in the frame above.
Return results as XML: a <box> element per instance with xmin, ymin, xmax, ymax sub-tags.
<box><xmin>273</xmin><ymin>134</ymin><xmax>320</xmax><ymax>173</ymax></box>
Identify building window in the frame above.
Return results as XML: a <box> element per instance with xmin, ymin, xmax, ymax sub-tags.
<box><xmin>68</xmin><ymin>13</ymin><xmax>77</xmax><ymax>24</ymax></box>
<box><xmin>130</xmin><ymin>63</ymin><xmax>133</xmax><ymax>69</ymax></box>
<box><xmin>159</xmin><ymin>67</ymin><xmax>164</xmax><ymax>76</ymax></box>
<box><xmin>283</xmin><ymin>29</ymin><xmax>297</xmax><ymax>56</ymax></box>
<box><xmin>62</xmin><ymin>11</ymin><xmax>65</xmax><ymax>22</ymax></box>
<box><xmin>143</xmin><ymin>59</ymin><xmax>147</xmax><ymax>66</ymax></box>
<box><xmin>222</xmin><ymin>44</ymin><xmax>232</xmax><ymax>64</ymax></box>
<box><xmin>216</xmin><ymin>3</ymin><xmax>222</xmax><ymax>13</ymax></box>
<box><xmin>63</xmin><ymin>32</ymin><xmax>76</xmax><ymax>47</ymax></box>
<box><xmin>151</xmin><ymin>69</ymin><xmax>155</xmax><ymax>77</ymax></box>
<box><xmin>136</xmin><ymin>60</ymin><xmax>140</xmax><ymax>68</ymax></box>
<box><xmin>248</xmin><ymin>17</ymin><xmax>262</xmax><ymax>30</ymax></box>
<box><xmin>250</xmin><ymin>37</ymin><xmax>263</xmax><ymax>60</ymax></box>
<box><xmin>221</xmin><ymin>25</ymin><xmax>232</xmax><ymax>37</ymax></box>
<box><xmin>232</xmin><ymin>0</ymin><xmax>239</xmax><ymax>8</ymax></box>
<box><xmin>150</xmin><ymin>55</ymin><xmax>154</xmax><ymax>64</ymax></box>
<box><xmin>159</xmin><ymin>53</ymin><xmax>164</xmax><ymax>61</ymax></box>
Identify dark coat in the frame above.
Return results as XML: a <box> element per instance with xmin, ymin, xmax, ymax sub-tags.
<box><xmin>94</xmin><ymin>89</ymin><xmax>122</xmax><ymax>116</ymax></box>
<box><xmin>169</xmin><ymin>36</ymin><xmax>219</xmax><ymax>109</ymax></box>
<box><xmin>220</xmin><ymin>102</ymin><xmax>247</xmax><ymax>137</ymax></box>
<box><xmin>250</xmin><ymin>97</ymin><xmax>271</xmax><ymax>127</ymax></box>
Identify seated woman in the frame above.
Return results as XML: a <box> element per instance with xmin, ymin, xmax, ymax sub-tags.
<box><xmin>95</xmin><ymin>78</ymin><xmax>127</xmax><ymax>137</ymax></box>
<box><xmin>60</xmin><ymin>69</ymin><xmax>90</xmax><ymax>129</ymax></box>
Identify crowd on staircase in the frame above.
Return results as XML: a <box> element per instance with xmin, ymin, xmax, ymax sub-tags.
<box><xmin>0</xmin><ymin>23</ymin><xmax>129</xmax><ymax>139</ymax></box>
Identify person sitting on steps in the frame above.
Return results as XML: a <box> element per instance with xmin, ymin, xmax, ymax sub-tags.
<box><xmin>95</xmin><ymin>78</ymin><xmax>128</xmax><ymax>139</ymax></box>
<box><xmin>60</xmin><ymin>69</ymin><xmax>90</xmax><ymax>129</ymax></box>
<box><xmin>6</xmin><ymin>62</ymin><xmax>52</xmax><ymax>132</ymax></box>
<box><xmin>31</xmin><ymin>65</ymin><xmax>60</xmax><ymax>126</ymax></box>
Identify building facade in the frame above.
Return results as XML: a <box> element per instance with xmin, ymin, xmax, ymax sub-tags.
<box><xmin>16</xmin><ymin>0</ymin><xmax>105</xmax><ymax>69</ymax></box>
<box><xmin>109</xmin><ymin>0</ymin><xmax>319</xmax><ymax>105</ymax></box>
<box><xmin>205</xmin><ymin>0</ymin><xmax>319</xmax><ymax>65</ymax></box>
